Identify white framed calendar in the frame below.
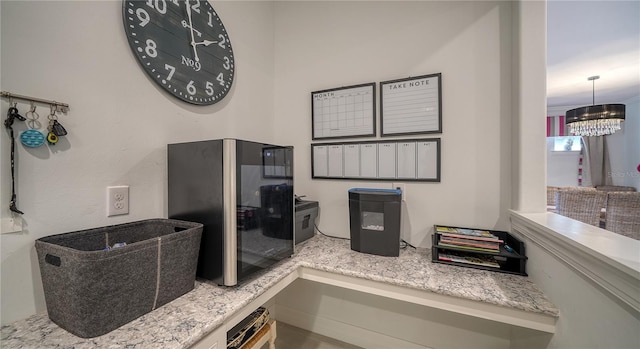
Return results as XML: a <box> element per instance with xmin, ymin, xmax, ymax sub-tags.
<box><xmin>311</xmin><ymin>83</ymin><xmax>376</xmax><ymax>140</ymax></box>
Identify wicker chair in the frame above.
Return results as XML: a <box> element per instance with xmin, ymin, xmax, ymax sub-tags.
<box><xmin>546</xmin><ymin>186</ymin><xmax>559</xmax><ymax>207</ymax></box>
<box><xmin>596</xmin><ymin>185</ymin><xmax>637</xmax><ymax>192</ymax></box>
<box><xmin>550</xmin><ymin>186</ymin><xmax>596</xmax><ymax>206</ymax></box>
<box><xmin>555</xmin><ymin>190</ymin><xmax>607</xmax><ymax>226</ymax></box>
<box><xmin>559</xmin><ymin>186</ymin><xmax>596</xmax><ymax>191</ymax></box>
<box><xmin>605</xmin><ymin>192</ymin><xmax>640</xmax><ymax>240</ymax></box>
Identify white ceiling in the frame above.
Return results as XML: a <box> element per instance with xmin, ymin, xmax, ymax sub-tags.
<box><xmin>546</xmin><ymin>0</ymin><xmax>640</xmax><ymax>109</ymax></box>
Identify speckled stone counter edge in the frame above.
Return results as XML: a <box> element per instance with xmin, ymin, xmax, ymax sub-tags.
<box><xmin>0</xmin><ymin>234</ymin><xmax>558</xmax><ymax>349</ymax></box>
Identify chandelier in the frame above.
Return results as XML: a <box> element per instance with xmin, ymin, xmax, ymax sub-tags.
<box><xmin>565</xmin><ymin>76</ymin><xmax>625</xmax><ymax>137</ymax></box>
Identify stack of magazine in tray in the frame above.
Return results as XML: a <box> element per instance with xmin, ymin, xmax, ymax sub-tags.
<box><xmin>227</xmin><ymin>307</ymin><xmax>270</xmax><ymax>349</ymax></box>
<box><xmin>434</xmin><ymin>226</ymin><xmax>504</xmax><ymax>268</ymax></box>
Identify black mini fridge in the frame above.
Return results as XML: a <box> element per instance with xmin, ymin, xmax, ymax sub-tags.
<box><xmin>348</xmin><ymin>188</ymin><xmax>401</xmax><ymax>257</ymax></box>
<box><xmin>168</xmin><ymin>139</ymin><xmax>294</xmax><ymax>286</ymax></box>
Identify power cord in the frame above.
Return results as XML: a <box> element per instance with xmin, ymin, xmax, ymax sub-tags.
<box><xmin>314</xmin><ymin>223</ymin><xmax>350</xmax><ymax>241</ymax></box>
<box><xmin>315</xmin><ymin>223</ymin><xmax>416</xmax><ymax>249</ymax></box>
<box><xmin>400</xmin><ymin>239</ymin><xmax>417</xmax><ymax>249</ymax></box>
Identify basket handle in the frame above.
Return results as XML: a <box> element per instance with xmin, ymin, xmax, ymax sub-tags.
<box><xmin>45</xmin><ymin>254</ymin><xmax>61</xmax><ymax>267</ymax></box>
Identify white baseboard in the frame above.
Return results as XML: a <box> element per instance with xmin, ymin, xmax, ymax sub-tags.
<box><xmin>275</xmin><ymin>304</ymin><xmax>432</xmax><ymax>349</ymax></box>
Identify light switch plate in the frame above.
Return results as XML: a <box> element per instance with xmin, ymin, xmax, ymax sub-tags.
<box><xmin>1</xmin><ymin>217</ymin><xmax>23</xmax><ymax>234</ymax></box>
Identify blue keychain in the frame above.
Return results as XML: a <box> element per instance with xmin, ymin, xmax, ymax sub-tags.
<box><xmin>20</xmin><ymin>129</ymin><xmax>45</xmax><ymax>147</ymax></box>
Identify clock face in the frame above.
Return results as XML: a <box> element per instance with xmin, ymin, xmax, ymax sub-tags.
<box><xmin>122</xmin><ymin>0</ymin><xmax>235</xmax><ymax>105</ymax></box>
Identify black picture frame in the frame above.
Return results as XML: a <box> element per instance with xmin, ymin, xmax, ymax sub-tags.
<box><xmin>311</xmin><ymin>138</ymin><xmax>441</xmax><ymax>182</ymax></box>
<box><xmin>311</xmin><ymin>82</ymin><xmax>376</xmax><ymax>140</ymax></box>
<box><xmin>380</xmin><ymin>73</ymin><xmax>442</xmax><ymax>136</ymax></box>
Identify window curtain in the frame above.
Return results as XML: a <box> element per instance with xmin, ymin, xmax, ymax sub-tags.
<box><xmin>580</xmin><ymin>136</ymin><xmax>612</xmax><ymax>187</ymax></box>
<box><xmin>546</xmin><ymin>116</ymin><xmax>568</xmax><ymax>137</ymax></box>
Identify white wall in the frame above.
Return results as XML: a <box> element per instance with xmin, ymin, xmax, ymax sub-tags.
<box><xmin>273</xmin><ymin>0</ymin><xmax>514</xmax><ymax>247</ymax></box>
<box><xmin>510</xmin><ymin>228</ymin><xmax>640</xmax><ymax>349</ymax></box>
<box><xmin>619</xmin><ymin>96</ymin><xmax>640</xmax><ymax>189</ymax></box>
<box><xmin>269</xmin><ymin>3</ymin><xmax>520</xmax><ymax>346</ymax></box>
<box><xmin>545</xmin><ymin>139</ymin><xmax>581</xmax><ymax>187</ymax></box>
<box><xmin>0</xmin><ymin>0</ymin><xmax>276</xmax><ymax>325</ymax></box>
<box><xmin>510</xmin><ymin>0</ymin><xmax>547</xmax><ymax>214</ymax></box>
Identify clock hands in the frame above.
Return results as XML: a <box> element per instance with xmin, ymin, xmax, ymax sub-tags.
<box><xmin>194</xmin><ymin>39</ymin><xmax>218</xmax><ymax>47</ymax></box>
<box><xmin>185</xmin><ymin>0</ymin><xmax>199</xmax><ymax>62</ymax></box>
<box><xmin>181</xmin><ymin>20</ymin><xmax>202</xmax><ymax>37</ymax></box>
<box><xmin>184</xmin><ymin>1</ymin><xmax>218</xmax><ymax>61</ymax></box>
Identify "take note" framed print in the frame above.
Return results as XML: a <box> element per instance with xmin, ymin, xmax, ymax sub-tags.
<box><xmin>380</xmin><ymin>73</ymin><xmax>442</xmax><ymax>136</ymax></box>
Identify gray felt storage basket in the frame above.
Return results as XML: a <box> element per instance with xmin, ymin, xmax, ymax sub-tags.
<box><xmin>35</xmin><ymin>218</ymin><xmax>203</xmax><ymax>338</ymax></box>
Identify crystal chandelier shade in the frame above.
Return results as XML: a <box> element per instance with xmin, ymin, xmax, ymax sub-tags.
<box><xmin>565</xmin><ymin>76</ymin><xmax>626</xmax><ymax>137</ymax></box>
<box><xmin>566</xmin><ymin>104</ymin><xmax>625</xmax><ymax>136</ymax></box>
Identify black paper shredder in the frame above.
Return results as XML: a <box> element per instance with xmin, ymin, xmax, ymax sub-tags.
<box><xmin>348</xmin><ymin>188</ymin><xmax>401</xmax><ymax>257</ymax></box>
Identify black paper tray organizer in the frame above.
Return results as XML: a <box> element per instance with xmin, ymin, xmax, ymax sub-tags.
<box><xmin>227</xmin><ymin>307</ymin><xmax>271</xmax><ymax>349</ymax></box>
<box><xmin>431</xmin><ymin>225</ymin><xmax>527</xmax><ymax>276</ymax></box>
<box><xmin>35</xmin><ymin>219</ymin><xmax>203</xmax><ymax>338</ymax></box>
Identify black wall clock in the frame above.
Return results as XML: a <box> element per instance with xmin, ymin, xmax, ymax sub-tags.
<box><xmin>123</xmin><ymin>0</ymin><xmax>235</xmax><ymax>105</ymax></box>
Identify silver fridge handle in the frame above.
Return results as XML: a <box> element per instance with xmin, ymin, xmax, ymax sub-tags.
<box><xmin>223</xmin><ymin>139</ymin><xmax>238</xmax><ymax>286</ymax></box>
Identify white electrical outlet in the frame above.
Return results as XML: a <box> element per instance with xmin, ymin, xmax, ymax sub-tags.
<box><xmin>107</xmin><ymin>186</ymin><xmax>129</xmax><ymax>217</ymax></box>
<box><xmin>392</xmin><ymin>183</ymin><xmax>406</xmax><ymax>201</ymax></box>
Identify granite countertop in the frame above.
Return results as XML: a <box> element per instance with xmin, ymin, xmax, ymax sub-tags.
<box><xmin>1</xmin><ymin>234</ymin><xmax>558</xmax><ymax>349</ymax></box>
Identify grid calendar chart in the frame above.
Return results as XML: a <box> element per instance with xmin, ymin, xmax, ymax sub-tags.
<box><xmin>312</xmin><ymin>83</ymin><xmax>376</xmax><ymax>139</ymax></box>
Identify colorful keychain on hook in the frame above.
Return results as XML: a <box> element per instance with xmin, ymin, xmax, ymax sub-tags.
<box><xmin>46</xmin><ymin>104</ymin><xmax>67</xmax><ymax>145</ymax></box>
